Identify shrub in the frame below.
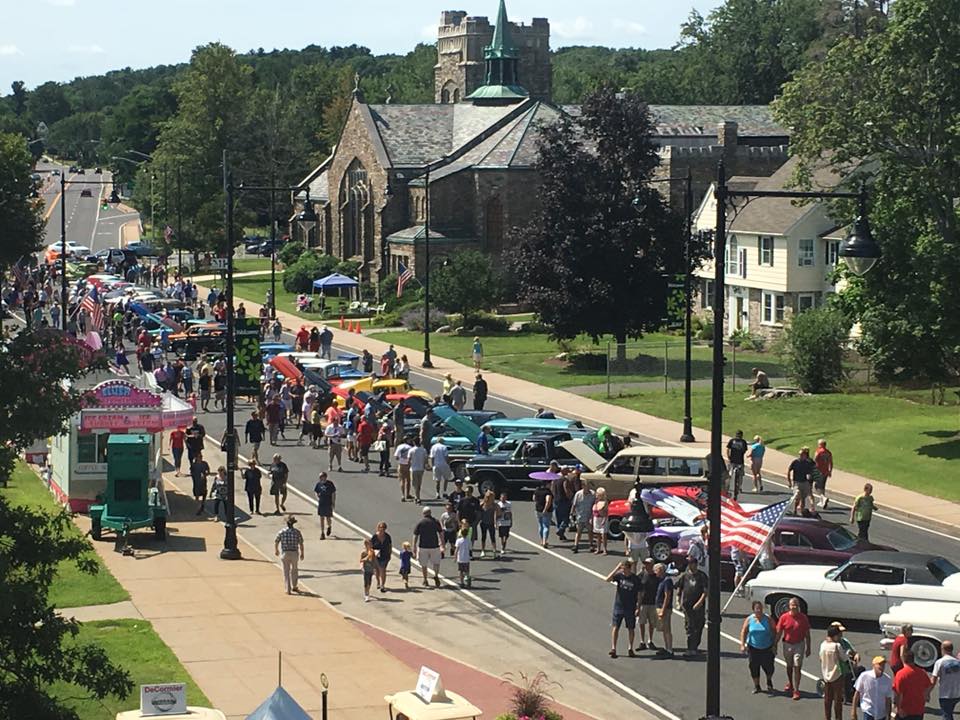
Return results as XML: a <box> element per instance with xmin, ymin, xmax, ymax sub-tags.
<box><xmin>400</xmin><ymin>305</ymin><xmax>448</xmax><ymax>332</ymax></box>
<box><xmin>783</xmin><ymin>306</ymin><xmax>851</xmax><ymax>393</ymax></box>
<box><xmin>454</xmin><ymin>312</ymin><xmax>509</xmax><ymax>333</ymax></box>
<box><xmin>729</xmin><ymin>328</ymin><xmax>765</xmax><ymax>351</ymax></box>
<box><xmin>334</xmin><ymin>259</ymin><xmax>360</xmax><ymax>277</ymax></box>
<box><xmin>282</xmin><ymin>251</ymin><xmax>338</xmax><ymax>293</ymax></box>
<box><xmin>431</xmin><ymin>250</ymin><xmax>501</xmax><ymax>322</ymax></box>
<box><xmin>501</xmin><ymin>671</ymin><xmax>561</xmax><ymax>720</ymax></box>
<box><xmin>278</xmin><ymin>241</ymin><xmax>305</xmax><ymax>267</ymax></box>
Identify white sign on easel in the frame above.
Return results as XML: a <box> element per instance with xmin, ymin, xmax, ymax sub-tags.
<box><xmin>140</xmin><ymin>683</ymin><xmax>187</xmax><ymax>715</ymax></box>
<box><xmin>414</xmin><ymin>666</ymin><xmax>446</xmax><ymax>703</ymax></box>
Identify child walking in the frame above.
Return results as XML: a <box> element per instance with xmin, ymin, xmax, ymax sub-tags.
<box><xmin>455</xmin><ymin>527</ymin><xmax>472</xmax><ymax>588</ymax></box>
<box><xmin>399</xmin><ymin>541</ymin><xmax>413</xmax><ymax>589</ymax></box>
<box><xmin>360</xmin><ymin>539</ymin><xmax>376</xmax><ymax>602</ymax></box>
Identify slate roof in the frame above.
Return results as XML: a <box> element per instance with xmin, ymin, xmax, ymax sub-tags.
<box><xmin>728</xmin><ymin>157</ymin><xmax>847</xmax><ymax>234</ymax></box>
<box><xmin>386</xmin><ymin>225</ymin><xmax>476</xmax><ymax>244</ymax></box>
<box><xmin>560</xmin><ymin>104</ymin><xmax>787</xmax><ymax>138</ymax></box>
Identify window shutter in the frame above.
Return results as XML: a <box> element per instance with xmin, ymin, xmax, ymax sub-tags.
<box><xmin>770</xmin><ymin>240</ymin><xmax>774</xmax><ymax>266</ymax></box>
<box><xmin>757</xmin><ymin>237</ymin><xmax>762</xmax><ymax>265</ymax></box>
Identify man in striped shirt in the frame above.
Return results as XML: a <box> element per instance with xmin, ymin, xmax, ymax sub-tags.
<box><xmin>274</xmin><ymin>516</ymin><xmax>305</xmax><ymax>594</ymax></box>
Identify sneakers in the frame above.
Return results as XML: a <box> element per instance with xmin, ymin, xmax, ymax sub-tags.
<box><xmin>363</xmin><ymin>594</ymin><xmax>370</xmax><ymax>602</ymax></box>
<box><xmin>792</xmin><ymin>691</ymin><xmax>801</xmax><ymax>701</ymax></box>
<box><xmin>434</xmin><ymin>576</ymin><xmax>441</xmax><ymax>588</ymax></box>
<box><xmin>637</xmin><ymin>642</ymin><xmax>647</xmax><ymax>650</ymax></box>
<box><xmin>480</xmin><ymin>551</ymin><xmax>487</xmax><ymax>559</ymax></box>
<box><xmin>608</xmin><ymin>649</ymin><xmax>617</xmax><ymax>658</ymax></box>
<box><xmin>628</xmin><ymin>649</ymin><xmax>637</xmax><ymax>658</ymax></box>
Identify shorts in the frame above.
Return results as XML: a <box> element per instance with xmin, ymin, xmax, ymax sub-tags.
<box><xmin>796</xmin><ymin>481</ymin><xmax>812</xmax><ymax>501</ymax></box>
<box><xmin>576</xmin><ymin>520</ymin><xmax>591</xmax><ymax>533</ymax></box>
<box><xmin>814</xmin><ymin>475</ymin><xmax>828</xmax><ymax>492</ymax></box>
<box><xmin>457</xmin><ymin>562</ymin><xmax>470</xmax><ymax>573</ymax></box>
<box><xmin>498</xmin><ymin>525</ymin><xmax>511</xmax><ymax>538</ymax></box>
<box><xmin>657</xmin><ymin>610</ymin><xmax>672</xmax><ymax>633</ymax></box>
<box><xmin>782</xmin><ymin>641</ymin><xmax>805</xmax><ymax>667</ymax></box>
<box><xmin>433</xmin><ymin>465</ymin><xmax>452</xmax><ymax>482</ymax></box>
<box><xmin>751</xmin><ymin>458</ymin><xmax>764</xmax><ymax>474</ymax></box>
<box><xmin>419</xmin><ymin>547</ymin><xmax>441</xmax><ymax>568</ymax></box>
<box><xmin>612</xmin><ymin>609</ymin><xmax>637</xmax><ymax>630</ymax></box>
<box><xmin>443</xmin><ymin>530</ymin><xmax>457</xmax><ymax>546</ymax></box>
<box><xmin>637</xmin><ymin>604</ymin><xmax>658</xmax><ymax>627</ymax></box>
<box><xmin>251</xmin><ymin>441</ymin><xmax>261</xmax><ymax>454</ymax></box>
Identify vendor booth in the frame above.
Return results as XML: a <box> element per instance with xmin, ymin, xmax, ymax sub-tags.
<box><xmin>48</xmin><ymin>379</ymin><xmax>194</xmax><ymax>512</ymax></box>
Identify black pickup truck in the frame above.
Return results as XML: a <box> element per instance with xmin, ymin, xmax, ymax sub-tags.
<box><xmin>464</xmin><ymin>432</ymin><xmax>583</xmax><ymax>496</ymax></box>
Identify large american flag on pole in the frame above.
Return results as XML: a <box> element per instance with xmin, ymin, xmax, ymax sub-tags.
<box><xmin>396</xmin><ymin>262</ymin><xmax>414</xmax><ymax>298</ymax></box>
<box><xmin>80</xmin><ymin>285</ymin><xmax>104</xmax><ymax>332</ymax></box>
<box><xmin>720</xmin><ymin>498</ymin><xmax>791</xmax><ymax>555</ymax></box>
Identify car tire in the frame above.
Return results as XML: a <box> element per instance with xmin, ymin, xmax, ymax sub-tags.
<box><xmin>770</xmin><ymin>594</ymin><xmax>805</xmax><ymax>619</ymax></box>
<box><xmin>909</xmin><ymin>637</ymin><xmax>940</xmax><ymax>669</ymax></box>
<box><xmin>606</xmin><ymin>517</ymin><xmax>624</xmax><ymax>541</ymax></box>
<box><xmin>474</xmin><ymin>474</ymin><xmax>500</xmax><ymax>497</ymax></box>
<box><xmin>91</xmin><ymin>517</ymin><xmax>102</xmax><ymax>541</ymax></box>
<box><xmin>649</xmin><ymin>538</ymin><xmax>674</xmax><ymax>563</ymax></box>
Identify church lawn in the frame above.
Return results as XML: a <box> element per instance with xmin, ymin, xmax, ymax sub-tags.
<box><xmin>371</xmin><ymin>329</ymin><xmax>783</xmax><ymax>389</ymax></box>
<box><xmin>231</xmin><ymin>275</ymin><xmax>364</xmax><ymax>321</ymax></box>
<box><xmin>2</xmin><ymin>463</ymin><xmax>129</xmax><ymax>609</ymax></box>
<box><xmin>50</xmin><ymin>619</ymin><xmax>210</xmax><ymax>720</ymax></box>
<box><xmin>601</xmin><ymin>388</ymin><xmax>960</xmax><ymax>502</ymax></box>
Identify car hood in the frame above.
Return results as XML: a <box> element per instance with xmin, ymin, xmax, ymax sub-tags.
<box><xmin>558</xmin><ymin>439</ymin><xmax>606</xmax><ymax>471</ymax></box>
<box><xmin>465</xmin><ymin>451</ymin><xmax>515</xmax><ymax>466</ymax></box>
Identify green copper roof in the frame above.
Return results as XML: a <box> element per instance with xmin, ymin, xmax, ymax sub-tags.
<box><xmin>487</xmin><ymin>0</ymin><xmax>518</xmax><ymax>59</ymax></box>
<box><xmin>466</xmin><ymin>84</ymin><xmax>528</xmax><ymax>100</ymax></box>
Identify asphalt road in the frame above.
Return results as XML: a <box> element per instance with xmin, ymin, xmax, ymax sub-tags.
<box><xmin>185</xmin><ymin>331</ymin><xmax>960</xmax><ymax>720</ymax></box>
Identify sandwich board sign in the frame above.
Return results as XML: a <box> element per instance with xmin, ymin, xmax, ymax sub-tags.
<box><xmin>140</xmin><ymin>683</ymin><xmax>187</xmax><ymax>715</ymax></box>
<box><xmin>414</xmin><ymin>666</ymin><xmax>446</xmax><ymax>703</ymax></box>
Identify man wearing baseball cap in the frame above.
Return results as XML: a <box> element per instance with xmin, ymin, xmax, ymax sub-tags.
<box><xmin>413</xmin><ymin>507</ymin><xmax>444</xmax><ymax>588</ymax></box>
<box><xmin>852</xmin><ymin>656</ymin><xmax>894</xmax><ymax>720</ymax></box>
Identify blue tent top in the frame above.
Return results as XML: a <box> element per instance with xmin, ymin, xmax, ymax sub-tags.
<box><xmin>245</xmin><ymin>687</ymin><xmax>312</xmax><ymax>720</ymax></box>
<box><xmin>312</xmin><ymin>273</ymin><xmax>358</xmax><ymax>290</ymax></box>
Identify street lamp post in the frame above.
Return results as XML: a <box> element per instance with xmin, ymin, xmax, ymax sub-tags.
<box><xmin>176</xmin><ymin>165</ymin><xmax>183</xmax><ymax>273</ymax></box>
<box><xmin>704</xmin><ymin>162</ymin><xmax>880</xmax><ymax>718</ymax></box>
<box><xmin>422</xmin><ymin>164</ymin><xmax>433</xmax><ymax>368</ymax></box>
<box><xmin>270</xmin><ymin>180</ymin><xmax>277</xmax><ymax>319</ymax></box>
<box><xmin>221</xmin><ymin>167</ymin><xmax>241</xmax><ymax>561</ymax></box>
<box><xmin>635</xmin><ymin>168</ymin><xmax>696</xmax><ymax>442</ymax></box>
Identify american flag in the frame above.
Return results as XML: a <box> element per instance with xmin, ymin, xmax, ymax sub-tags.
<box><xmin>12</xmin><ymin>258</ymin><xmax>29</xmax><ymax>287</ymax></box>
<box><xmin>80</xmin><ymin>285</ymin><xmax>104</xmax><ymax>332</ymax></box>
<box><xmin>396</xmin><ymin>262</ymin><xmax>414</xmax><ymax>298</ymax></box>
<box><xmin>720</xmin><ymin>498</ymin><xmax>790</xmax><ymax>555</ymax></box>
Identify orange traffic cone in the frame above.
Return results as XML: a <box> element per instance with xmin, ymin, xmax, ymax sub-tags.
<box><xmin>354</xmin><ymin>321</ymin><xmax>362</xmax><ymax>334</ymax></box>
<box><xmin>339</xmin><ymin>315</ymin><xmax>345</xmax><ymax>330</ymax></box>
<box><xmin>348</xmin><ymin>320</ymin><xmax>355</xmax><ymax>333</ymax></box>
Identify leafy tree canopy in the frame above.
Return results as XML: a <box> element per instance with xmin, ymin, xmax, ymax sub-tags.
<box><xmin>775</xmin><ymin>0</ymin><xmax>960</xmax><ymax>384</ymax></box>
<box><xmin>430</xmin><ymin>250</ymin><xmax>501</xmax><ymax>323</ymax></box>
<box><xmin>0</xmin><ymin>132</ymin><xmax>46</xmax><ymax>268</ymax></box>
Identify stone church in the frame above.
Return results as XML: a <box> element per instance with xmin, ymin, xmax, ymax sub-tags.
<box><xmin>294</xmin><ymin>0</ymin><xmax>791</xmax><ymax>289</ymax></box>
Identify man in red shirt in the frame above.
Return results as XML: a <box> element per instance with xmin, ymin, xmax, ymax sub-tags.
<box><xmin>170</xmin><ymin>427</ymin><xmax>186</xmax><ymax>476</ymax></box>
<box><xmin>893</xmin><ymin>649</ymin><xmax>933</xmax><ymax>720</ymax></box>
<box><xmin>265</xmin><ymin>397</ymin><xmax>284</xmax><ymax>446</ymax></box>
<box><xmin>814</xmin><ymin>438</ymin><xmax>834</xmax><ymax>509</ymax></box>
<box><xmin>890</xmin><ymin>623</ymin><xmax>913</xmax><ymax>674</ymax></box>
<box><xmin>357</xmin><ymin>417</ymin><xmax>374</xmax><ymax>473</ymax></box>
<box><xmin>775</xmin><ymin>597</ymin><xmax>812</xmax><ymax>700</ymax></box>
<box><xmin>295</xmin><ymin>325</ymin><xmax>309</xmax><ymax>351</ymax></box>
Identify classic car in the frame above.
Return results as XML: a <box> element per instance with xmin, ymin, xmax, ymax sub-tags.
<box><xmin>169</xmin><ymin>323</ymin><xmax>226</xmax><ymax>359</ymax></box>
<box><xmin>747</xmin><ymin>551</ymin><xmax>960</xmax><ymax>620</ymax></box>
<box><xmin>464</xmin><ymin>432</ymin><xmax>590</xmax><ymax>496</ymax></box>
<box><xmin>654</xmin><ymin>516</ymin><xmax>894</xmax><ymax>587</ymax></box>
<box><xmin>879</xmin><ymin>601</ymin><xmax>960</xmax><ymax>669</ymax></box>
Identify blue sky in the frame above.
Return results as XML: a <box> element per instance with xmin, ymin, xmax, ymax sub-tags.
<box><xmin>1</xmin><ymin>0</ymin><xmax>724</xmax><ymax>91</ymax></box>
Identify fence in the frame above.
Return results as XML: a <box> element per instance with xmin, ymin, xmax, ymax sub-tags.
<box><xmin>601</xmin><ymin>339</ymin><xmax>785</xmax><ymax>398</ymax></box>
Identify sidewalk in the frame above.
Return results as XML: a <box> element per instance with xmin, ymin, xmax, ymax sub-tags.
<box><xmin>205</xmin><ymin>288</ymin><xmax>960</xmax><ymax>534</ymax></box>
<box><xmin>72</xmin><ymin>455</ymin><xmax>644</xmax><ymax>720</ymax></box>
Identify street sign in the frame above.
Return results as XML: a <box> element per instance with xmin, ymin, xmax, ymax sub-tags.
<box><xmin>210</xmin><ymin>258</ymin><xmax>227</xmax><ymax>270</ymax></box>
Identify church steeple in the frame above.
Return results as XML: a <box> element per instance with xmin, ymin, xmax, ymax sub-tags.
<box><xmin>466</xmin><ymin>0</ymin><xmax>529</xmax><ymax>103</ymax></box>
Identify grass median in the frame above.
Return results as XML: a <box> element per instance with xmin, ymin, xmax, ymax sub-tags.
<box><xmin>51</xmin><ymin>619</ymin><xmax>210</xmax><ymax>720</ymax></box>
<box><xmin>602</xmin><ymin>387</ymin><xmax>960</xmax><ymax>502</ymax></box>
<box><xmin>2</xmin><ymin>463</ymin><xmax>129</xmax><ymax>608</ymax></box>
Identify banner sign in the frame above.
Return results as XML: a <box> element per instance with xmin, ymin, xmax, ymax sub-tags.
<box><xmin>140</xmin><ymin>683</ymin><xmax>187</xmax><ymax>715</ymax></box>
<box><xmin>234</xmin><ymin>318</ymin><xmax>262</xmax><ymax>395</ymax></box>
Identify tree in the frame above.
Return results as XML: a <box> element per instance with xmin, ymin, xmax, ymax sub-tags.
<box><xmin>430</xmin><ymin>250</ymin><xmax>501</xmax><ymax>323</ymax></box>
<box><xmin>10</xmin><ymin>80</ymin><xmax>28</xmax><ymax>117</ymax></box>
<box><xmin>512</xmin><ymin>88</ymin><xmax>690</xmax><ymax>359</ymax></box>
<box><xmin>775</xmin><ymin>0</ymin><xmax>960</xmax><ymax>386</ymax></box>
<box><xmin>0</xmin><ymin>494</ymin><xmax>133</xmax><ymax>720</ymax></box>
<box><xmin>782</xmin><ymin>306</ymin><xmax>851</xmax><ymax>392</ymax></box>
<box><xmin>283</xmin><ymin>251</ymin><xmax>338</xmax><ymax>293</ymax></box>
<box><xmin>27</xmin><ymin>81</ymin><xmax>73</xmax><ymax>127</ymax></box>
<box><xmin>0</xmin><ymin>132</ymin><xmax>46</xmax><ymax>269</ymax></box>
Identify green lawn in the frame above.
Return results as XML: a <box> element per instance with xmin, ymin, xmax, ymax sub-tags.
<box><xmin>231</xmin><ymin>275</ymin><xmax>362</xmax><ymax>321</ymax></box>
<box><xmin>373</xmin><ymin>329</ymin><xmax>785</xmax><ymax>389</ymax></box>
<box><xmin>2</xmin><ymin>464</ymin><xmax>129</xmax><ymax>608</ymax></box>
<box><xmin>51</xmin><ymin>620</ymin><xmax>210</xmax><ymax>720</ymax></box>
<box><xmin>602</xmin><ymin>387</ymin><xmax>960</xmax><ymax>501</ymax></box>
<box><xmin>233</xmin><ymin>257</ymin><xmax>273</xmax><ymax>273</ymax></box>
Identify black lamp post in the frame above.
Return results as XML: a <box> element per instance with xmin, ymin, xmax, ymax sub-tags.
<box><xmin>634</xmin><ymin>168</ymin><xmax>696</xmax><ymax>442</ymax></box>
<box><xmin>704</xmin><ymin>163</ymin><xmax>880</xmax><ymax>719</ymax></box>
<box><xmin>296</xmin><ymin>191</ymin><xmax>318</xmax><ymax>246</ymax></box>
<box><xmin>422</xmin><ymin>164</ymin><xmax>433</xmax><ymax>368</ymax></box>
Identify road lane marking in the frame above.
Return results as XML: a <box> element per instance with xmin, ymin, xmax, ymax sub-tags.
<box><xmin>200</xmin><ymin>436</ymin><xmax>681</xmax><ymax>720</ymax></box>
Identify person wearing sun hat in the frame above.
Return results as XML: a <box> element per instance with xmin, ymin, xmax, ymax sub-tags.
<box><xmin>829</xmin><ymin>621</ymin><xmax>863</xmax><ymax>704</ymax></box>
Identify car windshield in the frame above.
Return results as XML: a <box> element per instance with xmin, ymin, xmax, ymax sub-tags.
<box><xmin>928</xmin><ymin>557</ymin><xmax>960</xmax><ymax>584</ymax></box>
<box><xmin>825</xmin><ymin>561</ymin><xmax>848</xmax><ymax>580</ymax></box>
<box><xmin>826</xmin><ymin>527</ymin><xmax>859</xmax><ymax>551</ymax></box>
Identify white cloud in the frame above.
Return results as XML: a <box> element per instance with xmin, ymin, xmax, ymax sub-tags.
<box><xmin>613</xmin><ymin>19</ymin><xmax>648</xmax><ymax>36</ymax></box>
<box><xmin>0</xmin><ymin>44</ymin><xmax>24</xmax><ymax>56</ymax></box>
<box><xmin>68</xmin><ymin>44</ymin><xmax>105</xmax><ymax>54</ymax></box>
<box><xmin>47</xmin><ymin>0</ymin><xmax>76</xmax><ymax>6</ymax></box>
<box><xmin>553</xmin><ymin>16</ymin><xmax>595</xmax><ymax>40</ymax></box>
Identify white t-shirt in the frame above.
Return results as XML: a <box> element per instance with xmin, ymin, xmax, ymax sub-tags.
<box><xmin>933</xmin><ymin>655</ymin><xmax>960</xmax><ymax>699</ymax></box>
<box><xmin>496</xmin><ymin>500</ymin><xmax>513</xmax><ymax>527</ymax></box>
<box><xmin>854</xmin><ymin>670</ymin><xmax>893</xmax><ymax>716</ymax></box>
<box><xmin>430</xmin><ymin>442</ymin><xmax>450</xmax><ymax>468</ymax></box>
<box><xmin>409</xmin><ymin>446</ymin><xmax>428</xmax><ymax>472</ymax></box>
<box><xmin>455</xmin><ymin>536</ymin><xmax>471</xmax><ymax>564</ymax></box>
<box><xmin>324</xmin><ymin>424</ymin><xmax>342</xmax><ymax>445</ymax></box>
<box><xmin>394</xmin><ymin>442</ymin><xmax>412</xmax><ymax>465</ymax></box>
<box><xmin>819</xmin><ymin>640</ymin><xmax>842</xmax><ymax>683</ymax></box>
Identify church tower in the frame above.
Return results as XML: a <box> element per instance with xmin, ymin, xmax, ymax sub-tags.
<box><xmin>434</xmin><ymin>1</ymin><xmax>551</xmax><ymax>104</ymax></box>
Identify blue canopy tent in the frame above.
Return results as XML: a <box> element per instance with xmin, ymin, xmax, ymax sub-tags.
<box><xmin>310</xmin><ymin>273</ymin><xmax>360</xmax><ymax>312</ymax></box>
<box><xmin>245</xmin><ymin>687</ymin><xmax>312</xmax><ymax>720</ymax></box>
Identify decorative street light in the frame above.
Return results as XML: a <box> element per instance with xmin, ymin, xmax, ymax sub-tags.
<box><xmin>702</xmin><ymin>163</ymin><xmax>880</xmax><ymax>719</ymax></box>
<box><xmin>296</xmin><ymin>191</ymin><xmax>318</xmax><ymax>242</ymax></box>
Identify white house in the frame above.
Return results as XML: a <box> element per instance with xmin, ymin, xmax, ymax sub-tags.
<box><xmin>692</xmin><ymin>157</ymin><xmax>849</xmax><ymax>339</ymax></box>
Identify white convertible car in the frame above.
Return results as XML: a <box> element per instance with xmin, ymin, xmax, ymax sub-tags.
<box><xmin>746</xmin><ymin>551</ymin><xmax>960</xmax><ymax>620</ymax></box>
<box><xmin>879</xmin><ymin>601</ymin><xmax>960</xmax><ymax>669</ymax></box>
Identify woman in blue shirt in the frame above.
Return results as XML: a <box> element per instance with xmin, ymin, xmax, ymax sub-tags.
<box><xmin>748</xmin><ymin>435</ymin><xmax>766</xmax><ymax>492</ymax></box>
<box><xmin>740</xmin><ymin>600</ymin><xmax>776</xmax><ymax>694</ymax></box>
